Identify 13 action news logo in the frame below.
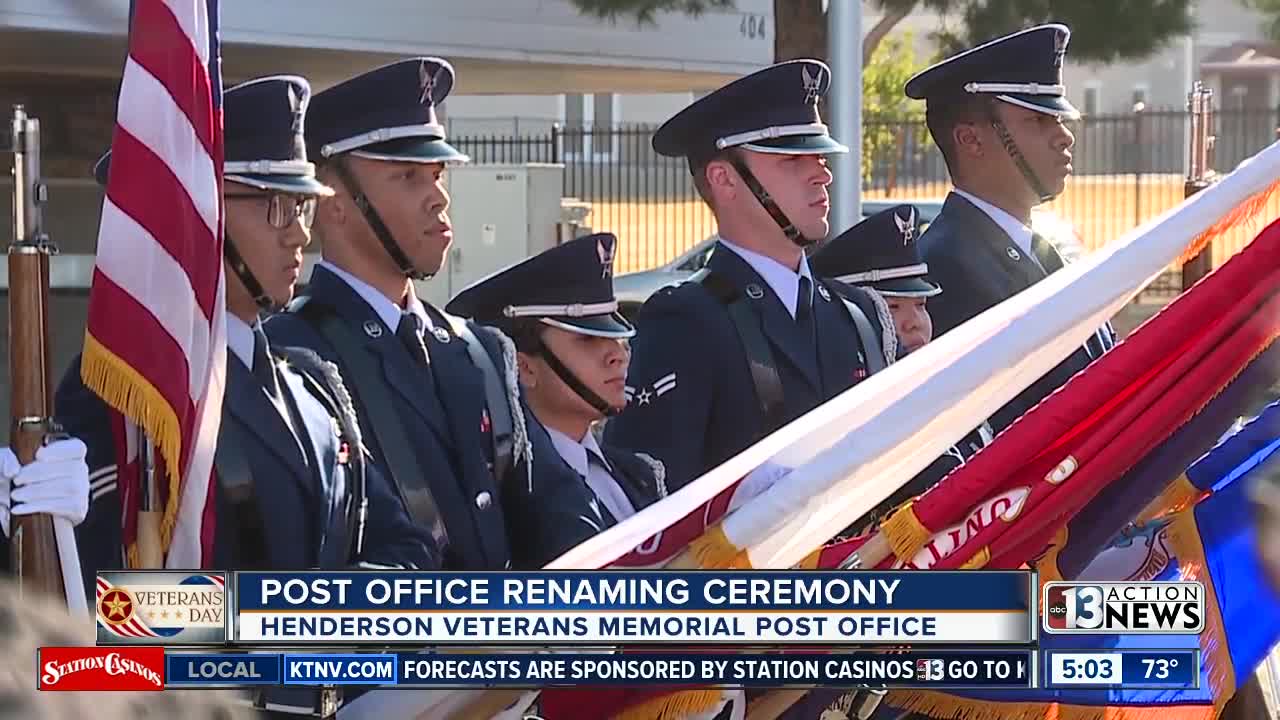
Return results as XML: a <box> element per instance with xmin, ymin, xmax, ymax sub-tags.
<box><xmin>1043</xmin><ymin>581</ymin><xmax>1205</xmax><ymax>634</ymax></box>
<box><xmin>37</xmin><ymin>647</ymin><xmax>165</xmax><ymax>691</ymax></box>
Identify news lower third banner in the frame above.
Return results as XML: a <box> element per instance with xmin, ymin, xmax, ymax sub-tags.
<box><xmin>165</xmin><ymin>649</ymin><xmax>1037</xmax><ymax>689</ymax></box>
<box><xmin>231</xmin><ymin>570</ymin><xmax>1035</xmax><ymax>645</ymax></box>
<box><xmin>94</xmin><ymin>570</ymin><xmax>1035</xmax><ymax>646</ymax></box>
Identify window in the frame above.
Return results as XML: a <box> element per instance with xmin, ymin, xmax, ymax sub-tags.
<box><xmin>561</xmin><ymin>93</ymin><xmax>618</xmax><ymax>160</ymax></box>
<box><xmin>1083</xmin><ymin>84</ymin><xmax>1101</xmax><ymax>116</ymax></box>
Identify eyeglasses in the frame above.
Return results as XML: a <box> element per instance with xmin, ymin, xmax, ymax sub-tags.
<box><xmin>225</xmin><ymin>192</ymin><xmax>318</xmax><ymax>229</ymax></box>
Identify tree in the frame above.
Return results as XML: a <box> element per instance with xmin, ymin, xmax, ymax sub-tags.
<box><xmin>861</xmin><ymin>31</ymin><xmax>930</xmax><ymax>189</ymax></box>
<box><xmin>568</xmin><ymin>0</ymin><xmax>1194</xmax><ymax>67</ymax></box>
<box><xmin>1240</xmin><ymin>0</ymin><xmax>1280</xmax><ymax>44</ymax></box>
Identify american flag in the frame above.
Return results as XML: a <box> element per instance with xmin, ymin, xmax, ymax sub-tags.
<box><xmin>82</xmin><ymin>0</ymin><xmax>226</xmax><ymax>569</ymax></box>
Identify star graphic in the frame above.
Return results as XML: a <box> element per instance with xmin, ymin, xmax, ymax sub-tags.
<box><xmin>102</xmin><ymin>592</ymin><xmax>129</xmax><ymax>620</ymax></box>
<box><xmin>637</xmin><ymin>388</ymin><xmax>652</xmax><ymax>405</ymax></box>
<box><xmin>161</xmin><ymin>610</ymin><xmax>170</xmax><ymax>620</ymax></box>
<box><xmin>147</xmin><ymin>611</ymin><xmax>157</xmax><ymax>621</ymax></box>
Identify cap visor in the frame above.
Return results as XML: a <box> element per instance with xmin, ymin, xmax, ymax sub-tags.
<box><xmin>998</xmin><ymin>94</ymin><xmax>1081</xmax><ymax>120</ymax></box>
<box><xmin>226</xmin><ymin>173</ymin><xmax>336</xmax><ymax>196</ymax></box>
<box><xmin>351</xmin><ymin>137</ymin><xmax>471</xmax><ymax>164</ymax></box>
<box><xmin>540</xmin><ymin>313</ymin><xmax>636</xmax><ymax>339</ymax></box>
<box><xmin>742</xmin><ymin>134</ymin><xmax>849</xmax><ymax>155</ymax></box>
<box><xmin>873</xmin><ymin>277</ymin><xmax>942</xmax><ymax>297</ymax></box>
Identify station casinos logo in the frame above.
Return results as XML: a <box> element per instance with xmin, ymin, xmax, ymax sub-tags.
<box><xmin>37</xmin><ymin>647</ymin><xmax>165</xmax><ymax>691</ymax></box>
<box><xmin>96</xmin><ymin>571</ymin><xmax>227</xmax><ymax>645</ymax></box>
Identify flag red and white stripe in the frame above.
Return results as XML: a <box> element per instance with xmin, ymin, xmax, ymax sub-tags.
<box><xmin>82</xmin><ymin>0</ymin><xmax>225</xmax><ymax>568</ymax></box>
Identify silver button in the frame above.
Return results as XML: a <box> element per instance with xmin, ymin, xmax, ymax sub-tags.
<box><xmin>474</xmin><ymin>491</ymin><xmax>492</xmax><ymax>510</ymax></box>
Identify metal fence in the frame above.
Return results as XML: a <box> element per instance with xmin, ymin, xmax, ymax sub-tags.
<box><xmin>453</xmin><ymin>108</ymin><xmax>1280</xmax><ymax>277</ymax></box>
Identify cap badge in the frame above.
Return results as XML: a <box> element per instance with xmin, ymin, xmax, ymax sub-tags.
<box><xmin>597</xmin><ymin>236</ymin><xmax>615</xmax><ymax>279</ymax></box>
<box><xmin>432</xmin><ymin>326</ymin><xmax>452</xmax><ymax>343</ymax></box>
<box><xmin>745</xmin><ymin>284</ymin><xmax>765</xmax><ymax>299</ymax></box>
<box><xmin>801</xmin><ymin>65</ymin><xmax>822</xmax><ymax>106</ymax></box>
<box><xmin>363</xmin><ymin>320</ymin><xmax>383</xmax><ymax>338</ymax></box>
<box><xmin>1053</xmin><ymin>31</ymin><xmax>1068</xmax><ymax>69</ymax></box>
<box><xmin>817</xmin><ymin>284</ymin><xmax>831</xmax><ymax>301</ymax></box>
<box><xmin>1006</xmin><ymin>246</ymin><xmax>1022</xmax><ymax>261</ymax></box>
<box><xmin>894</xmin><ymin>208</ymin><xmax>917</xmax><ymax>246</ymax></box>
<box><xmin>419</xmin><ymin>60</ymin><xmax>438</xmax><ymax>106</ymax></box>
<box><xmin>287</xmin><ymin>83</ymin><xmax>303</xmax><ymax>134</ymax></box>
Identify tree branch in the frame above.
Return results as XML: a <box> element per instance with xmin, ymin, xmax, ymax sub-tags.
<box><xmin>863</xmin><ymin>4</ymin><xmax>916</xmax><ymax>65</ymax></box>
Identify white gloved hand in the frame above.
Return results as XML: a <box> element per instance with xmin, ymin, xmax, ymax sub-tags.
<box><xmin>0</xmin><ymin>438</ymin><xmax>90</xmax><ymax>538</ymax></box>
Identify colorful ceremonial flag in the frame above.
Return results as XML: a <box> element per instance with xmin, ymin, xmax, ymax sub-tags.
<box><xmin>82</xmin><ymin>0</ymin><xmax>226</xmax><ymax>568</ymax></box>
<box><xmin>884</xmin><ymin>404</ymin><xmax>1280</xmax><ymax>720</ymax></box>
<box><xmin>1047</xmin><ymin>351</ymin><xmax>1280</xmax><ymax>580</ymax></box>
<box><xmin>807</xmin><ymin>214</ymin><xmax>1280</xmax><ymax>575</ymax></box>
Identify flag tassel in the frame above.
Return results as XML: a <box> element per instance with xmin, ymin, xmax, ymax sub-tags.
<box><xmin>1177</xmin><ymin>175</ymin><xmax>1280</xmax><ymax>266</ymax></box>
<box><xmin>81</xmin><ymin>332</ymin><xmax>184</xmax><ymax>557</ymax></box>
<box><xmin>880</xmin><ymin>501</ymin><xmax>932</xmax><ymax>561</ymax></box>
<box><xmin>609</xmin><ymin>689</ymin><xmax>725</xmax><ymax>720</ymax></box>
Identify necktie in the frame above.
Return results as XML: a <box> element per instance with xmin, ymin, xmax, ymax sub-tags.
<box><xmin>252</xmin><ymin>324</ymin><xmax>282</xmax><ymax>402</ymax></box>
<box><xmin>1031</xmin><ymin>233</ymin><xmax>1066</xmax><ymax>274</ymax></box>
<box><xmin>396</xmin><ymin>312</ymin><xmax>430</xmax><ymax>366</ymax></box>
<box><xmin>796</xmin><ymin>275</ymin><xmax>814</xmax><ymax>327</ymax></box>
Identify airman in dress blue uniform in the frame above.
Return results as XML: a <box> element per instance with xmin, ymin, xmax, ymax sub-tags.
<box><xmin>446</xmin><ymin>233</ymin><xmax>667</xmax><ymax>565</ymax></box>
<box><xmin>265</xmin><ymin>58</ymin><xmax>584</xmax><ymax>570</ymax></box>
<box><xmin>905</xmin><ymin>24</ymin><xmax>1116</xmax><ymax>432</ymax></box>
<box><xmin>811</xmin><ymin>204</ymin><xmax>994</xmax><ymax>527</ymax></box>
<box><xmin>55</xmin><ymin>75</ymin><xmax>439</xmax><ymax>718</ymax></box>
<box><xmin>604</xmin><ymin>60</ymin><xmax>894</xmax><ymax>491</ymax></box>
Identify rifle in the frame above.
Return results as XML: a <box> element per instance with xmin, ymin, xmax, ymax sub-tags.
<box><xmin>5</xmin><ymin>104</ymin><xmax>84</xmax><ymax>610</ymax></box>
<box><xmin>1181</xmin><ymin>82</ymin><xmax>1217</xmax><ymax>289</ymax></box>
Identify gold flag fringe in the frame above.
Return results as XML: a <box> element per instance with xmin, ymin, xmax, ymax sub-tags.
<box><xmin>881</xmin><ymin>502</ymin><xmax>932</xmax><ymax>563</ymax></box>
<box><xmin>1164</xmin><ymin>506</ymin><xmax>1236</xmax><ymax>716</ymax></box>
<box><xmin>81</xmin><ymin>332</ymin><xmax>183</xmax><ymax>565</ymax></box>
<box><xmin>610</xmin><ymin>689</ymin><xmax>725</xmax><ymax>720</ymax></box>
<box><xmin>958</xmin><ymin>546</ymin><xmax>990</xmax><ymax>570</ymax></box>
<box><xmin>1176</xmin><ymin>176</ymin><xmax>1280</xmax><ymax>267</ymax></box>
<box><xmin>1137</xmin><ymin>475</ymin><xmax>1207</xmax><ymax>524</ymax></box>
<box><xmin>686</xmin><ymin>524</ymin><xmax>754</xmax><ymax>569</ymax></box>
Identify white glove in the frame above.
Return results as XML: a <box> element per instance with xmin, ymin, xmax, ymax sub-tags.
<box><xmin>0</xmin><ymin>438</ymin><xmax>90</xmax><ymax>538</ymax></box>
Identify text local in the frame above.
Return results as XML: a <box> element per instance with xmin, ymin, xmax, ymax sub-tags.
<box><xmin>257</xmin><ymin>577</ymin><xmax>903</xmax><ymax>607</ymax></box>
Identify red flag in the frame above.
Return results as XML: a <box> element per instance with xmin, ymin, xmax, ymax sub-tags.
<box><xmin>82</xmin><ymin>0</ymin><xmax>226</xmax><ymax>568</ymax></box>
<box><xmin>817</xmin><ymin>215</ymin><xmax>1280</xmax><ymax>573</ymax></box>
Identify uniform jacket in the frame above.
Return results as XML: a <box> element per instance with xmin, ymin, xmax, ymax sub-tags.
<box><xmin>56</xmin><ymin>346</ymin><xmax>439</xmax><ymax>599</ymax></box>
<box><xmin>267</xmin><ymin>264</ymin><xmax>592</xmax><ymax>570</ymax></box>
<box><xmin>606</xmin><ymin>243</ymin><xmax>889</xmax><ymax>490</ymax></box>
<box><xmin>919</xmin><ymin>192</ymin><xmax>1116</xmax><ymax>432</ymax></box>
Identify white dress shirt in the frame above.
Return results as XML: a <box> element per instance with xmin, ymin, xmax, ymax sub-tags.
<box><xmin>545</xmin><ymin>425</ymin><xmax>637</xmax><ymax>523</ymax></box>
<box><xmin>317</xmin><ymin>260</ymin><xmax>433</xmax><ymax>336</ymax></box>
<box><xmin>953</xmin><ymin>188</ymin><xmax>1039</xmax><ymax>266</ymax></box>
<box><xmin>717</xmin><ymin>236</ymin><xmax>814</xmax><ymax>319</ymax></box>
<box><xmin>226</xmin><ymin>313</ymin><xmax>255</xmax><ymax>370</ymax></box>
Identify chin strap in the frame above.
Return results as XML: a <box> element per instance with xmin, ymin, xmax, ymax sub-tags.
<box><xmin>223</xmin><ymin>232</ymin><xmax>276</xmax><ymax>312</ymax></box>
<box><xmin>331</xmin><ymin>157</ymin><xmax>429</xmax><ymax>281</ymax></box>
<box><xmin>728</xmin><ymin>154</ymin><xmax>817</xmax><ymax>248</ymax></box>
<box><xmin>986</xmin><ymin>104</ymin><xmax>1057</xmax><ymax>203</ymax></box>
<box><xmin>531</xmin><ymin>339</ymin><xmax>622</xmax><ymax>418</ymax></box>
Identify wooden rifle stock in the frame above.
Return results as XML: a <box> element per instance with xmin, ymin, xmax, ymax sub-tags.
<box><xmin>6</xmin><ymin>105</ymin><xmax>65</xmax><ymax>598</ymax></box>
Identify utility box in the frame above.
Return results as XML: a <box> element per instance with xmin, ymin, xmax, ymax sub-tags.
<box><xmin>417</xmin><ymin>163</ymin><xmax>565</xmax><ymax>307</ymax></box>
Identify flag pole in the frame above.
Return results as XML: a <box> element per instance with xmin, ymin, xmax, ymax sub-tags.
<box><xmin>1180</xmin><ymin>82</ymin><xmax>1215</xmax><ymax>289</ymax></box>
<box><xmin>135</xmin><ymin>435</ymin><xmax>164</xmax><ymax>568</ymax></box>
